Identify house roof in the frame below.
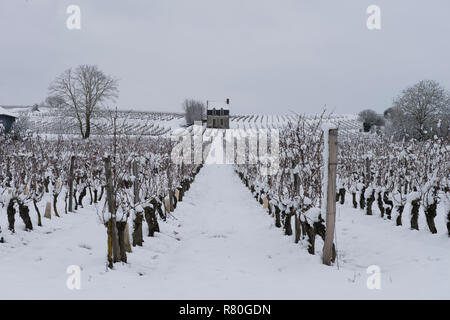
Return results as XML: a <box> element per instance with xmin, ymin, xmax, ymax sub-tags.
<box><xmin>0</xmin><ymin>107</ymin><xmax>17</xmax><ymax>118</ymax></box>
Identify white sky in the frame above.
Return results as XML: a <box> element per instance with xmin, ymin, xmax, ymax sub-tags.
<box><xmin>1</xmin><ymin>0</ymin><xmax>449</xmax><ymax>114</ymax></box>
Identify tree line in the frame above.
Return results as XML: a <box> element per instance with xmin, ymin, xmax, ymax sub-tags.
<box><xmin>359</xmin><ymin>79</ymin><xmax>449</xmax><ymax>141</ymax></box>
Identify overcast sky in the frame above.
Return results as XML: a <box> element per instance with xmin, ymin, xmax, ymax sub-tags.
<box><xmin>1</xmin><ymin>0</ymin><xmax>449</xmax><ymax>114</ymax></box>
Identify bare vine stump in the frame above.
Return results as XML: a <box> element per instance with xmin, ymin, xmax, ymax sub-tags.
<box><xmin>410</xmin><ymin>199</ymin><xmax>420</xmax><ymax>230</ymax></box>
<box><xmin>383</xmin><ymin>192</ymin><xmax>393</xmax><ymax>220</ymax></box>
<box><xmin>338</xmin><ymin>188</ymin><xmax>346</xmax><ymax>205</ymax></box>
<box><xmin>73</xmin><ymin>191</ymin><xmax>78</xmax><ymax>211</ymax></box>
<box><xmin>172</xmin><ymin>192</ymin><xmax>178</xmax><ymax>209</ymax></box>
<box><xmin>250</xmin><ymin>185</ymin><xmax>255</xmax><ymax>197</ymax></box>
<box><xmin>164</xmin><ymin>197</ymin><xmax>171</xmax><ymax>213</ymax></box>
<box><xmin>78</xmin><ymin>187</ymin><xmax>87</xmax><ymax>207</ymax></box>
<box><xmin>179</xmin><ymin>187</ymin><xmax>185</xmax><ymax>202</ymax></box>
<box><xmin>88</xmin><ymin>187</ymin><xmax>93</xmax><ymax>205</ymax></box>
<box><xmin>7</xmin><ymin>199</ymin><xmax>16</xmax><ymax>232</ymax></box>
<box><xmin>144</xmin><ymin>206</ymin><xmax>160</xmax><ymax>237</ymax></box>
<box><xmin>169</xmin><ymin>190</ymin><xmax>175</xmax><ymax>211</ymax></box>
<box><xmin>98</xmin><ymin>186</ymin><xmax>104</xmax><ymax>202</ymax></box>
<box><xmin>352</xmin><ymin>192</ymin><xmax>357</xmax><ymax>208</ymax></box>
<box><xmin>132</xmin><ymin>211</ymin><xmax>144</xmax><ymax>247</ymax></box>
<box><xmin>155</xmin><ymin>197</ymin><xmax>166</xmax><ymax>221</ymax></box>
<box><xmin>44</xmin><ymin>177</ymin><xmax>50</xmax><ymax>193</ymax></box>
<box><xmin>64</xmin><ymin>192</ymin><xmax>68</xmax><ymax>214</ymax></box>
<box><xmin>274</xmin><ymin>205</ymin><xmax>281</xmax><ymax>228</ymax></box>
<box><xmin>359</xmin><ymin>187</ymin><xmax>366</xmax><ymax>209</ymax></box>
<box><xmin>53</xmin><ymin>194</ymin><xmax>60</xmax><ymax>217</ymax></box>
<box><xmin>377</xmin><ymin>191</ymin><xmax>384</xmax><ymax>217</ymax></box>
<box><xmin>116</xmin><ymin>221</ymin><xmax>128</xmax><ymax>263</ymax></box>
<box><xmin>396</xmin><ymin>205</ymin><xmax>404</xmax><ymax>226</ymax></box>
<box><xmin>33</xmin><ymin>199</ymin><xmax>42</xmax><ymax>227</ymax></box>
<box><xmin>284</xmin><ymin>209</ymin><xmax>293</xmax><ymax>236</ymax></box>
<box><xmin>18</xmin><ymin>202</ymin><xmax>33</xmax><ymax>231</ymax></box>
<box><xmin>447</xmin><ymin>209</ymin><xmax>450</xmax><ymax>237</ymax></box>
<box><xmin>44</xmin><ymin>202</ymin><xmax>52</xmax><ymax>219</ymax></box>
<box><xmin>366</xmin><ymin>190</ymin><xmax>375</xmax><ymax>215</ymax></box>
<box><xmin>424</xmin><ymin>203</ymin><xmax>437</xmax><ymax>234</ymax></box>
<box><xmin>294</xmin><ymin>214</ymin><xmax>301</xmax><ymax>244</ymax></box>
<box><xmin>303</xmin><ymin>221</ymin><xmax>315</xmax><ymax>254</ymax></box>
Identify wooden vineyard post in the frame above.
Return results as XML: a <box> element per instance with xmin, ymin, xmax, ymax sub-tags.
<box><xmin>323</xmin><ymin>128</ymin><xmax>338</xmax><ymax>266</ymax></box>
<box><xmin>132</xmin><ymin>160</ymin><xmax>144</xmax><ymax>247</ymax></box>
<box><xmin>133</xmin><ymin>161</ymin><xmax>140</xmax><ymax>204</ymax></box>
<box><xmin>68</xmin><ymin>155</ymin><xmax>75</xmax><ymax>212</ymax></box>
<box><xmin>104</xmin><ymin>155</ymin><xmax>121</xmax><ymax>267</ymax></box>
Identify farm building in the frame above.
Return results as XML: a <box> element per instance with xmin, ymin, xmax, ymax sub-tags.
<box><xmin>206</xmin><ymin>99</ymin><xmax>230</xmax><ymax>129</ymax></box>
<box><xmin>207</xmin><ymin>107</ymin><xmax>229</xmax><ymax>129</ymax></box>
<box><xmin>0</xmin><ymin>107</ymin><xmax>17</xmax><ymax>133</ymax></box>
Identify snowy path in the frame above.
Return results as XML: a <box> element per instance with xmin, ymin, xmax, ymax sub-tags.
<box><xmin>1</xmin><ymin>165</ymin><xmax>449</xmax><ymax>299</ymax></box>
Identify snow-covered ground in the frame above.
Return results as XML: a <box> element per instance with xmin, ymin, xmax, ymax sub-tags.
<box><xmin>10</xmin><ymin>106</ymin><xmax>186</xmax><ymax>137</ymax></box>
<box><xmin>0</xmin><ymin>165</ymin><xmax>449</xmax><ymax>299</ymax></box>
<box><xmin>229</xmin><ymin>114</ymin><xmax>361</xmax><ymax>133</ymax></box>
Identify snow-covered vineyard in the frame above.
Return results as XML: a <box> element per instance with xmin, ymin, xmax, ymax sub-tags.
<box><xmin>0</xmin><ymin>111</ymin><xmax>449</xmax><ymax>299</ymax></box>
<box><xmin>9</xmin><ymin>107</ymin><xmax>362</xmax><ymax>137</ymax></box>
<box><xmin>19</xmin><ymin>107</ymin><xmax>186</xmax><ymax>137</ymax></box>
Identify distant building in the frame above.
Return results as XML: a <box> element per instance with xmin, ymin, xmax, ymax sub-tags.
<box><xmin>207</xmin><ymin>107</ymin><xmax>230</xmax><ymax>129</ymax></box>
<box><xmin>0</xmin><ymin>107</ymin><xmax>17</xmax><ymax>133</ymax></box>
<box><xmin>206</xmin><ymin>99</ymin><xmax>230</xmax><ymax>129</ymax></box>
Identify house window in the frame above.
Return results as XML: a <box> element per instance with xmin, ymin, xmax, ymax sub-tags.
<box><xmin>213</xmin><ymin>119</ymin><xmax>216</xmax><ymax>127</ymax></box>
<box><xmin>220</xmin><ymin>119</ymin><xmax>224</xmax><ymax>126</ymax></box>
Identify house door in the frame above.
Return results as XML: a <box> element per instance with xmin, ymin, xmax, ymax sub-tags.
<box><xmin>213</xmin><ymin>119</ymin><xmax>216</xmax><ymax>128</ymax></box>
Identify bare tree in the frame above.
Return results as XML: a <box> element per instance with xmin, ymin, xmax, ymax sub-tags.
<box><xmin>182</xmin><ymin>99</ymin><xmax>205</xmax><ymax>125</ymax></box>
<box><xmin>388</xmin><ymin>80</ymin><xmax>450</xmax><ymax>140</ymax></box>
<box><xmin>45</xmin><ymin>95</ymin><xmax>66</xmax><ymax>109</ymax></box>
<box><xmin>10</xmin><ymin>114</ymin><xmax>31</xmax><ymax>140</ymax></box>
<box><xmin>358</xmin><ymin>109</ymin><xmax>384</xmax><ymax>132</ymax></box>
<box><xmin>49</xmin><ymin>65</ymin><xmax>119</xmax><ymax>139</ymax></box>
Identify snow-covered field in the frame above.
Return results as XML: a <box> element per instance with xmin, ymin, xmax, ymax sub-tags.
<box><xmin>5</xmin><ymin>106</ymin><xmax>363</xmax><ymax>137</ymax></box>
<box><xmin>10</xmin><ymin>107</ymin><xmax>185</xmax><ymax>137</ymax></box>
<box><xmin>230</xmin><ymin>114</ymin><xmax>361</xmax><ymax>133</ymax></box>
<box><xmin>1</xmin><ymin>164</ymin><xmax>448</xmax><ymax>299</ymax></box>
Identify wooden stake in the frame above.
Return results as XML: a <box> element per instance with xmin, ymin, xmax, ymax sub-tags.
<box><xmin>104</xmin><ymin>155</ymin><xmax>121</xmax><ymax>266</ymax></box>
<box><xmin>132</xmin><ymin>161</ymin><xmax>140</xmax><ymax>204</ymax></box>
<box><xmin>68</xmin><ymin>155</ymin><xmax>75</xmax><ymax>212</ymax></box>
<box><xmin>323</xmin><ymin>128</ymin><xmax>338</xmax><ymax>266</ymax></box>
